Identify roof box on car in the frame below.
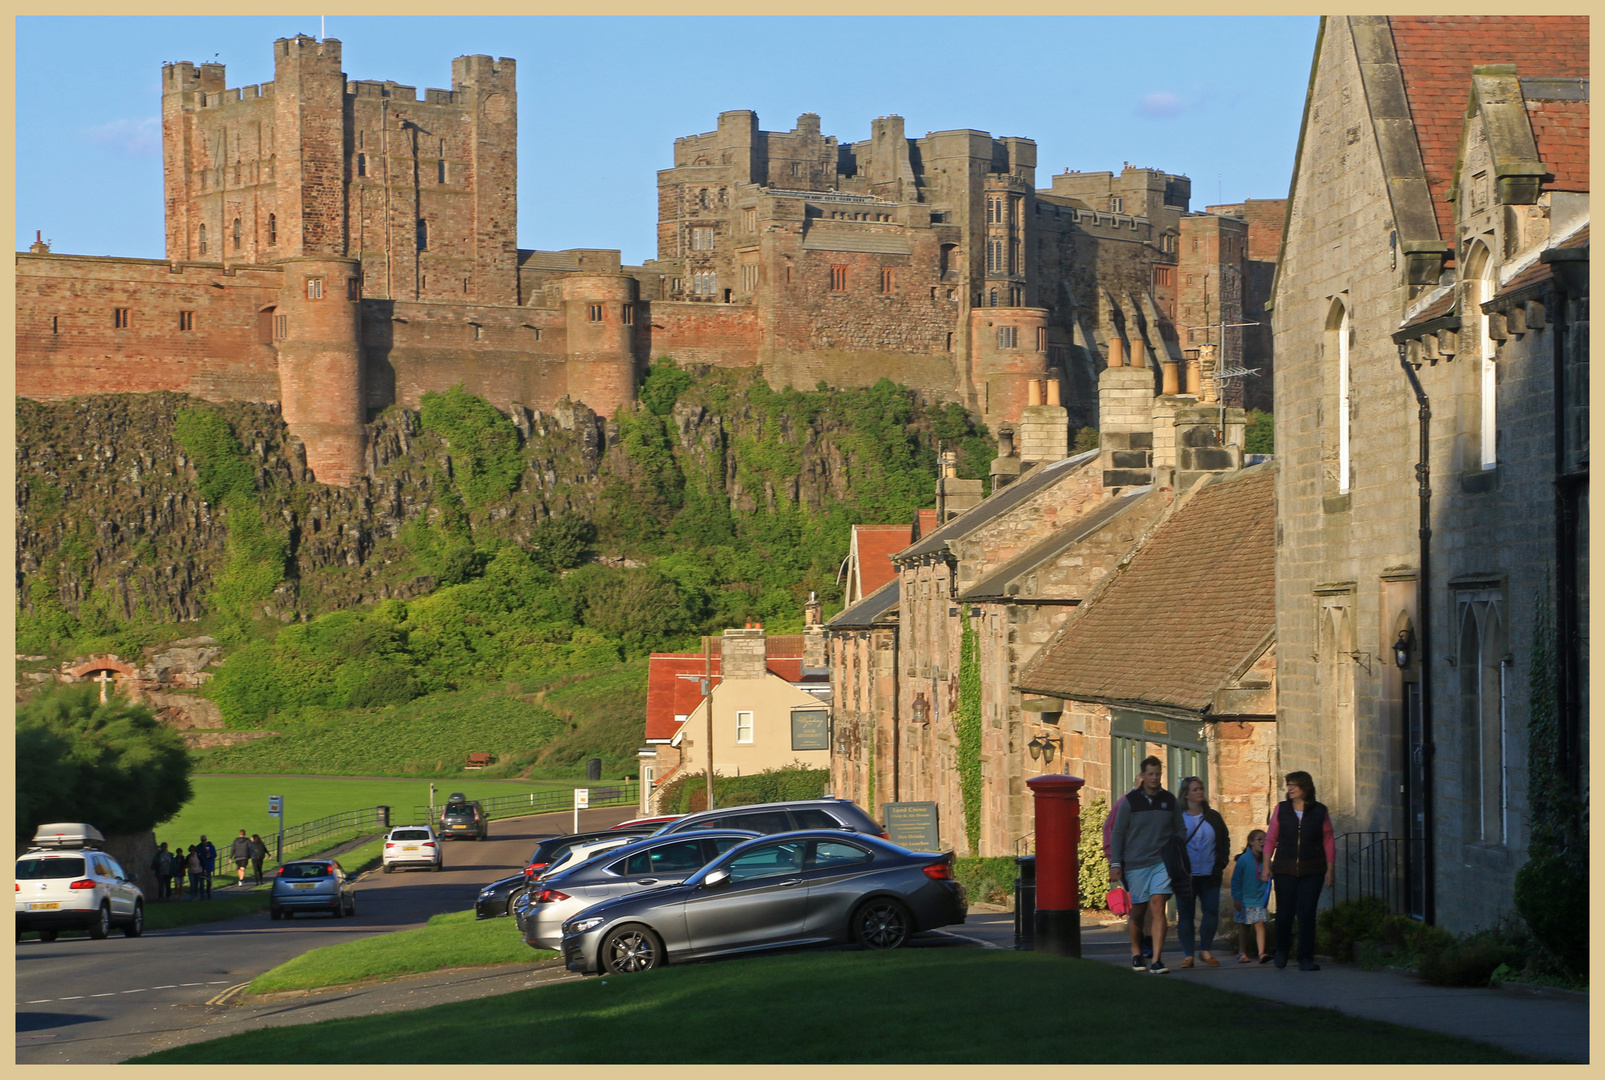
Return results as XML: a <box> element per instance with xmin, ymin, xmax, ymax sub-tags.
<box><xmin>30</xmin><ymin>823</ymin><xmax>106</xmax><ymax>850</ymax></box>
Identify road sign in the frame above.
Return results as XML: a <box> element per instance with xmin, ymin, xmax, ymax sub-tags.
<box><xmin>573</xmin><ymin>788</ymin><xmax>590</xmax><ymax>832</ymax></box>
<box><xmin>268</xmin><ymin>796</ymin><xmax>283</xmax><ymax>818</ymax></box>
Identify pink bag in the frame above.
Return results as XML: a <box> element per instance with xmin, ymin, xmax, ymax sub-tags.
<box><xmin>1106</xmin><ymin>885</ymin><xmax>1131</xmax><ymax>915</ymax></box>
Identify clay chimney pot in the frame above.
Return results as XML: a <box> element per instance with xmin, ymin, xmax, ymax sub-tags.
<box><xmin>1108</xmin><ymin>339</ymin><xmax>1125</xmax><ymax>367</ymax></box>
<box><xmin>1161</xmin><ymin>361</ymin><xmax>1180</xmax><ymax>395</ymax></box>
<box><xmin>1027</xmin><ymin>379</ymin><xmax>1042</xmax><ymax>407</ymax></box>
<box><xmin>1045</xmin><ymin>378</ymin><xmax>1061</xmax><ymax>407</ymax></box>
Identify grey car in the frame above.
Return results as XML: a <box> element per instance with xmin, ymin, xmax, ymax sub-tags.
<box><xmin>649</xmin><ymin>799</ymin><xmax>888</xmax><ymax>840</ymax></box>
<box><xmin>514</xmin><ymin>829</ymin><xmax>759</xmax><ymax>949</ymax></box>
<box><xmin>270</xmin><ymin>860</ymin><xmax>357</xmax><ymax>920</ymax></box>
<box><xmin>559</xmin><ymin>830</ymin><xmax>966</xmax><ymax>974</ymax></box>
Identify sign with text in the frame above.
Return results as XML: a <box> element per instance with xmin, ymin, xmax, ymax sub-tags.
<box><xmin>883</xmin><ymin>801</ymin><xmax>940</xmax><ymax>851</ymax></box>
<box><xmin>790</xmin><ymin>709</ymin><xmax>829</xmax><ymax>751</ymax></box>
<box><xmin>574</xmin><ymin>788</ymin><xmax>589</xmax><ymax>809</ymax></box>
<box><xmin>268</xmin><ymin>796</ymin><xmax>283</xmax><ymax>818</ymax></box>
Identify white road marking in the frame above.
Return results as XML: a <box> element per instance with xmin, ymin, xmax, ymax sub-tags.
<box><xmin>178</xmin><ymin>982</ymin><xmax>203</xmax><ymax>986</ymax></box>
<box><xmin>91</xmin><ymin>993</ymin><xmax>116</xmax><ymax>997</ymax></box>
<box><xmin>207</xmin><ymin>980</ymin><xmax>229</xmax><ymax>984</ymax></box>
<box><xmin>59</xmin><ymin>996</ymin><xmax>84</xmax><ymax>1000</ymax></box>
<box><xmin>931</xmin><ymin>928</ymin><xmax>1005</xmax><ymax>949</ymax></box>
<box><xmin>121</xmin><ymin>989</ymin><xmax>146</xmax><ymax>994</ymax></box>
<box><xmin>25</xmin><ymin>999</ymin><xmax>50</xmax><ymax>1004</ymax></box>
<box><xmin>153</xmin><ymin>985</ymin><xmax>175</xmax><ymax>989</ymax></box>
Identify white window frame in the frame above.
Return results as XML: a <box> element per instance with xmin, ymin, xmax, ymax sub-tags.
<box><xmin>735</xmin><ymin>711</ymin><xmax>754</xmax><ymax>745</ymax></box>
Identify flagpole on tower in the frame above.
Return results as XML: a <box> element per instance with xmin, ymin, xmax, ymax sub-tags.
<box><xmin>320</xmin><ymin>16</ymin><xmax>325</xmax><ymax>41</ymax></box>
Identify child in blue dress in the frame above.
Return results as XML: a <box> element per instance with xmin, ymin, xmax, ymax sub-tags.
<box><xmin>1231</xmin><ymin>828</ymin><xmax>1272</xmax><ymax>962</ymax></box>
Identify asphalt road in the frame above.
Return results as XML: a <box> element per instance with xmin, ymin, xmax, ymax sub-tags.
<box><xmin>15</xmin><ymin>804</ymin><xmax>638</xmax><ymax>1064</ymax></box>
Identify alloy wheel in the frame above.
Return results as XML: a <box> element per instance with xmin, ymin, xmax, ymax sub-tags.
<box><xmin>855</xmin><ymin>901</ymin><xmax>910</xmax><ymax>950</ymax></box>
<box><xmin>603</xmin><ymin>926</ymin><xmax>662</xmax><ymax>973</ymax></box>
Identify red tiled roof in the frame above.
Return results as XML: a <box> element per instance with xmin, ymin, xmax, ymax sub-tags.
<box><xmin>1387</xmin><ymin>16</ymin><xmax>1589</xmax><ymax>247</ymax></box>
<box><xmin>1527</xmin><ymin>98</ymin><xmax>1589</xmax><ymax>192</ymax></box>
<box><xmin>1018</xmin><ymin>467</ymin><xmax>1276</xmax><ymax>714</ymax></box>
<box><xmin>645</xmin><ymin>637</ymin><xmax>809</xmax><ymax>740</ymax></box>
<box><xmin>852</xmin><ymin>524</ymin><xmax>913</xmax><ymax>597</ymax></box>
<box><xmin>1400</xmin><ymin>287</ymin><xmax>1456</xmax><ymax>331</ymax></box>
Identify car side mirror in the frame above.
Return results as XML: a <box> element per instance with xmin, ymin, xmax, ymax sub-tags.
<box><xmin>701</xmin><ymin>868</ymin><xmax>731</xmax><ymax>889</ymax></box>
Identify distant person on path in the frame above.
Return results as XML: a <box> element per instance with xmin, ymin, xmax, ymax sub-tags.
<box><xmin>1232</xmin><ymin>828</ymin><xmax>1272</xmax><ymax>962</ymax></box>
<box><xmin>1103</xmin><ymin>775</ymin><xmax>1153</xmax><ymax>961</ymax></box>
<box><xmin>230</xmin><ymin>830</ymin><xmax>253</xmax><ymax>888</ymax></box>
<box><xmin>1260</xmin><ymin>770</ymin><xmax>1335</xmax><ymax>970</ymax></box>
<box><xmin>171</xmin><ymin>846</ymin><xmax>188</xmax><ymax>898</ymax></box>
<box><xmin>151</xmin><ymin>843</ymin><xmax>173</xmax><ymax>901</ymax></box>
<box><xmin>1109</xmin><ymin>756</ymin><xmax>1185</xmax><ymax>974</ymax></box>
<box><xmin>186</xmin><ymin>846</ymin><xmax>204</xmax><ymax>900</ymax></box>
<box><xmin>1174</xmin><ymin>776</ymin><xmax>1230</xmax><ymax>968</ymax></box>
<box><xmin>196</xmin><ymin>835</ymin><xmax>217</xmax><ymax>899</ymax></box>
<box><xmin>250</xmin><ymin>834</ymin><xmax>268</xmax><ymax>885</ymax></box>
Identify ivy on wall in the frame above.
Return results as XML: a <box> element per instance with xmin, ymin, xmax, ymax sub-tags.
<box><xmin>957</xmin><ymin>609</ymin><xmax>983</xmax><ymax>855</ymax></box>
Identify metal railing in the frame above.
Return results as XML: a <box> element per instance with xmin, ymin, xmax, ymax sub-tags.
<box><xmin>1331</xmin><ymin>831</ymin><xmax>1408</xmax><ymax>914</ymax></box>
<box><xmin>410</xmin><ymin>782</ymin><xmax>639</xmax><ymax>827</ymax></box>
<box><xmin>277</xmin><ymin>806</ymin><xmax>392</xmax><ymax>861</ymax></box>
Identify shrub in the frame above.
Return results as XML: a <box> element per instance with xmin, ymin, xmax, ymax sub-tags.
<box><xmin>418</xmin><ymin>385</ymin><xmax>526</xmax><ymax>510</ymax></box>
<box><xmin>658</xmin><ymin>765</ymin><xmax>829</xmax><ymax>815</ymax></box>
<box><xmin>1078</xmin><ymin>796</ymin><xmax>1112</xmax><ymax>909</ymax></box>
<box><xmin>1316</xmin><ymin>895</ymin><xmax>1391</xmax><ymax>960</ymax></box>
<box><xmin>1245</xmin><ymin>409</ymin><xmax>1274</xmax><ymax>454</ymax></box>
<box><xmin>954</xmin><ymin>856</ymin><xmax>1019</xmax><ymax>907</ymax></box>
<box><xmin>1417</xmin><ymin>928</ymin><xmax>1528</xmax><ymax>988</ymax></box>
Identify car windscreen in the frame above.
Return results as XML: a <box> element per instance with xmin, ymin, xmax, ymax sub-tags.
<box><xmin>16</xmin><ymin>857</ymin><xmax>87</xmax><ymax>880</ymax></box>
<box><xmin>391</xmin><ymin>830</ymin><xmax>432</xmax><ymax>841</ymax></box>
<box><xmin>281</xmin><ymin>863</ymin><xmax>333</xmax><ymax>879</ymax></box>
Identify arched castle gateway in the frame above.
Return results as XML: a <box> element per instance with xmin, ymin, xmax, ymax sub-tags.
<box><xmin>17</xmin><ymin>35</ymin><xmax>1281</xmax><ymax>485</ymax></box>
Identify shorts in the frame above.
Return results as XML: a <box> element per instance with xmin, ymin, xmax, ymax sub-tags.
<box><xmin>1124</xmin><ymin>862</ymin><xmax>1173</xmax><ymax>904</ymax></box>
<box><xmin>1236</xmin><ymin>905</ymin><xmax>1268</xmax><ymax>924</ymax></box>
<box><xmin>235</xmin><ymin>859</ymin><xmax>250</xmax><ymax>870</ymax></box>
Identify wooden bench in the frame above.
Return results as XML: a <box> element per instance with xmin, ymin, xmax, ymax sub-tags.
<box><xmin>465</xmin><ymin>752</ymin><xmax>493</xmax><ymax>770</ymax></box>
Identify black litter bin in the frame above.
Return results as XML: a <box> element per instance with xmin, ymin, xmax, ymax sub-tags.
<box><xmin>1014</xmin><ymin>855</ymin><xmax>1037</xmax><ymax>949</ymax></box>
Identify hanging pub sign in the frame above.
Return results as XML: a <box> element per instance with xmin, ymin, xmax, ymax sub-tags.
<box><xmin>791</xmin><ymin>708</ymin><xmax>829</xmax><ymax>751</ymax></box>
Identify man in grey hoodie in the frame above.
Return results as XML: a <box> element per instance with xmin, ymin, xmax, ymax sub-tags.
<box><xmin>1109</xmin><ymin>756</ymin><xmax>1185</xmax><ymax>973</ymax></box>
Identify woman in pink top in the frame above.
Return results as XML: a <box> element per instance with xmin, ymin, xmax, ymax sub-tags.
<box><xmin>1259</xmin><ymin>770</ymin><xmax>1334</xmax><ymax>970</ymax></box>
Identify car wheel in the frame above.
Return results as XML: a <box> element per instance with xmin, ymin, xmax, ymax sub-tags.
<box><xmin>852</xmin><ymin>898</ymin><xmax>912</xmax><ymax>950</ymax></box>
<box><xmin>331</xmin><ymin>898</ymin><xmax>344</xmax><ymax>919</ymax></box>
<box><xmin>600</xmin><ymin>923</ymin><xmax>664</xmax><ymax>974</ymax></box>
<box><xmin>346</xmin><ymin>896</ymin><xmax>356</xmax><ymax>918</ymax></box>
<box><xmin>433</xmin><ymin>860</ymin><xmax>443</xmax><ymax>873</ymax></box>
<box><xmin>506</xmin><ymin>888</ymin><xmax>525</xmax><ymax>917</ymax></box>
<box><xmin>382</xmin><ymin>863</ymin><xmax>392</xmax><ymax>874</ymax></box>
<box><xmin>123</xmin><ymin>902</ymin><xmax>144</xmax><ymax>938</ymax></box>
<box><xmin>88</xmin><ymin>903</ymin><xmax>111</xmax><ymax>940</ymax></box>
<box><xmin>270</xmin><ymin>908</ymin><xmax>282</xmax><ymax>921</ymax></box>
<box><xmin>39</xmin><ymin>930</ymin><xmax>58</xmax><ymax>943</ymax></box>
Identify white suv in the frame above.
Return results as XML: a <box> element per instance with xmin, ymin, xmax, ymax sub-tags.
<box><xmin>16</xmin><ymin>823</ymin><xmax>145</xmax><ymax>941</ymax></box>
<box><xmin>382</xmin><ymin>826</ymin><xmax>443</xmax><ymax>872</ymax></box>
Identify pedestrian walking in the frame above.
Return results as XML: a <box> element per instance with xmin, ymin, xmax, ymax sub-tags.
<box><xmin>250</xmin><ymin>834</ymin><xmax>268</xmax><ymax>885</ymax></box>
<box><xmin>151</xmin><ymin>843</ymin><xmax>173</xmax><ymax>901</ymax></box>
<box><xmin>186</xmin><ymin>846</ymin><xmax>204</xmax><ymax>900</ymax></box>
<box><xmin>171</xmin><ymin>845</ymin><xmax>188</xmax><ymax>898</ymax></box>
<box><xmin>1103</xmin><ymin>775</ymin><xmax>1153</xmax><ymax>961</ymax></box>
<box><xmin>196</xmin><ymin>835</ymin><xmax>217</xmax><ymax>899</ymax></box>
<box><xmin>1109</xmin><ymin>756</ymin><xmax>1185</xmax><ymax>974</ymax></box>
<box><xmin>1232</xmin><ymin>828</ymin><xmax>1272</xmax><ymax>963</ymax></box>
<box><xmin>1174</xmin><ymin>776</ymin><xmax>1230</xmax><ymax>968</ymax></box>
<box><xmin>1260</xmin><ymin>770</ymin><xmax>1334</xmax><ymax>970</ymax></box>
<box><xmin>230</xmin><ymin>830</ymin><xmax>253</xmax><ymax>888</ymax></box>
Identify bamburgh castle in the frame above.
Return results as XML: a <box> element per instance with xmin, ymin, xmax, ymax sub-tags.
<box><xmin>16</xmin><ymin>34</ymin><xmax>1282</xmax><ymax>486</ymax></box>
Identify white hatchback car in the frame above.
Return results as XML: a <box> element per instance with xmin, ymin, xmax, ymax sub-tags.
<box><xmin>16</xmin><ymin>823</ymin><xmax>145</xmax><ymax>941</ymax></box>
<box><xmin>382</xmin><ymin>826</ymin><xmax>443</xmax><ymax>872</ymax></box>
<box><xmin>535</xmin><ymin>834</ymin><xmax>636</xmax><ymax>880</ymax></box>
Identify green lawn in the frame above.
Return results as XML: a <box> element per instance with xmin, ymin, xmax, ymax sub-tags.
<box><xmin>246</xmin><ymin>908</ymin><xmax>553</xmax><ymax>994</ymax></box>
<box><xmin>130</xmin><ymin>949</ymin><xmax>1531</xmax><ymax>1064</ymax></box>
<box><xmin>156</xmin><ymin>774</ymin><xmax>578</xmax><ymax>857</ymax></box>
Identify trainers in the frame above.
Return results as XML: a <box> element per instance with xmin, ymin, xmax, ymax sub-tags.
<box><xmin>1131</xmin><ymin>954</ymin><xmax>1146</xmax><ymax>971</ymax></box>
<box><xmin>1148</xmin><ymin>961</ymin><xmax>1170</xmax><ymax>974</ymax></box>
<box><xmin>1273</xmin><ymin>952</ymin><xmax>1288</xmax><ymax>969</ymax></box>
<box><xmin>1298</xmin><ymin>960</ymin><xmax>1321</xmax><ymax>971</ymax></box>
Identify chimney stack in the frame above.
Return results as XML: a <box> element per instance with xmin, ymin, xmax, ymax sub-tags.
<box><xmin>936</xmin><ymin>450</ymin><xmax>984</xmax><ymax>521</ymax></box>
<box><xmin>990</xmin><ymin>424</ymin><xmax>1023</xmax><ymax>489</ymax></box>
<box><xmin>721</xmin><ymin>626</ymin><xmax>768</xmax><ymax>680</ymax></box>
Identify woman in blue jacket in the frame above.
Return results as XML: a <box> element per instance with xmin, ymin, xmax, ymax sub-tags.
<box><xmin>1231</xmin><ymin>828</ymin><xmax>1272</xmax><ymax>962</ymax></box>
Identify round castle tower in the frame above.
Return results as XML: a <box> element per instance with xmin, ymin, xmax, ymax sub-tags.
<box><xmin>276</xmin><ymin>257</ymin><xmax>366</xmax><ymax>486</ymax></box>
<box><xmin>562</xmin><ymin>274</ymin><xmax>640</xmax><ymax>418</ymax></box>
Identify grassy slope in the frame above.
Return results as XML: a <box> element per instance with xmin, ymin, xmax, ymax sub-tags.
<box><xmin>519</xmin><ymin>660</ymin><xmax>649</xmax><ymax>779</ymax></box>
<box><xmin>132</xmin><ymin>949</ymin><xmax>1529</xmax><ymax>1064</ymax></box>
<box><xmin>246</xmin><ymin>909</ymin><xmax>553</xmax><ymax>994</ymax></box>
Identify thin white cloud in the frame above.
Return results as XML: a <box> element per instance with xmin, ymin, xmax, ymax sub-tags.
<box><xmin>87</xmin><ymin>116</ymin><xmax>161</xmax><ymax>158</ymax></box>
<box><xmin>1138</xmin><ymin>91</ymin><xmax>1187</xmax><ymax>119</ymax></box>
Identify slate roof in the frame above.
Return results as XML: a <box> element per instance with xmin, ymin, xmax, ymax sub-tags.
<box><xmin>959</xmin><ymin>488</ymin><xmax>1155</xmax><ymax>601</ymax></box>
<box><xmin>1017</xmin><ymin>465</ymin><xmax>1275</xmax><ymax>715</ymax></box>
<box><xmin>1386</xmin><ymin>16</ymin><xmax>1589</xmax><ymax>245</ymax></box>
<box><xmin>851</xmin><ymin>524</ymin><xmax>912</xmax><ymax>599</ymax></box>
<box><xmin>644</xmin><ymin>637</ymin><xmax>806</xmax><ymax>741</ymax></box>
<box><xmin>897</xmin><ymin>450</ymin><xmax>1096</xmax><ymax>562</ymax></box>
<box><xmin>827</xmin><ymin>577</ymin><xmax>900</xmax><ymax>629</ymax></box>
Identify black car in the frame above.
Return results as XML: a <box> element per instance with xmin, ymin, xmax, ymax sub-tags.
<box><xmin>439</xmin><ymin>796</ymin><xmax>488</xmax><ymax>841</ymax></box>
<box><xmin>649</xmin><ymin>799</ymin><xmax>888</xmax><ymax>840</ymax></box>
<box><xmin>474</xmin><ymin>825</ymin><xmax>661</xmax><ymax>919</ymax></box>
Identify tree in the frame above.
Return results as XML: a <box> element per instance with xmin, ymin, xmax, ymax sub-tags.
<box><xmin>16</xmin><ymin>684</ymin><xmax>192</xmax><ymax>843</ymax></box>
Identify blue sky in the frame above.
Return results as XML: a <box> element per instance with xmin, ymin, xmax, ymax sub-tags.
<box><xmin>17</xmin><ymin>16</ymin><xmax>1319</xmax><ymax>266</ymax></box>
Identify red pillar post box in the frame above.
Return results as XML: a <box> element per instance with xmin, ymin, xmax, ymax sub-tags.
<box><xmin>1025</xmin><ymin>774</ymin><xmax>1084</xmax><ymax>957</ymax></box>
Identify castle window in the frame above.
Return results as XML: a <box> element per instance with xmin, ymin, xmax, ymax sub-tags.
<box><xmin>986</xmin><ymin>239</ymin><xmax>1002</xmax><ymax>274</ymax></box>
<box><xmin>178</xmin><ymin>310</ymin><xmax>195</xmax><ymax>331</ymax></box>
<box><xmin>232</xmin><ymin>218</ymin><xmax>242</xmax><ymax>251</ymax></box>
<box><xmin>1193</xmin><ymin>238</ymin><xmax>1200</xmax><ymax>251</ymax></box>
<box><xmin>691</xmin><ymin>227</ymin><xmax>714</xmax><ymax>251</ymax></box>
<box><xmin>473</xmin><ymin>324</ymin><xmax>482</xmax><ymax>340</ymax></box>
<box><xmin>1010</xmin><ymin>239</ymin><xmax>1020</xmax><ymax>275</ymax></box>
<box><xmin>438</xmin><ymin>160</ymin><xmax>447</xmax><ymax>184</ymax></box>
<box><xmin>692</xmin><ymin>271</ymin><xmax>716</xmax><ymax>295</ymax></box>
<box><xmin>988</xmin><ymin>289</ymin><xmax>998</xmax><ymax>307</ymax></box>
<box><xmin>830</xmin><ymin>265</ymin><xmax>848</xmax><ymax>292</ymax></box>
<box><xmin>785</xmin><ymin>266</ymin><xmax>792</xmax><ymax>285</ymax></box>
<box><xmin>946</xmin><ymin>332</ymin><xmax>953</xmax><ymax>351</ymax></box>
<box><xmin>357</xmin><ymin>153</ymin><xmax>366</xmax><ymax>177</ymax></box>
<box><xmin>1154</xmin><ymin>266</ymin><xmax>1173</xmax><ymax>287</ymax></box>
<box><xmin>791</xmin><ymin>162</ymin><xmax>802</xmax><ymax>177</ymax></box>
<box><xmin>589</xmin><ymin>304</ymin><xmax>604</xmax><ymax>322</ymax></box>
<box><xmin>198</xmin><ymin>225</ymin><xmax>207</xmax><ymax>255</ymax></box>
<box><xmin>349</xmin><ymin>278</ymin><xmax>361</xmax><ymax>301</ymax></box>
<box><xmin>274</xmin><ymin>314</ymin><xmax>288</xmax><ymax>339</ymax></box>
<box><xmin>622</xmin><ymin>305</ymin><xmax>634</xmax><ymax>325</ymax></box>
<box><xmin>267</xmin><ymin>214</ymin><xmax>277</xmax><ymax>245</ymax></box>
<box><xmin>743</xmin><ymin>208</ymin><xmax>757</xmax><ymax>232</ymax></box>
<box><xmin>113</xmin><ymin>308</ymin><xmax>130</xmax><ymax>329</ymax></box>
<box><xmin>1110</xmin><ymin>197</ymin><xmax>1122</xmax><ymax>213</ymax></box>
<box><xmin>1036</xmin><ymin>327</ymin><xmax>1047</xmax><ymax>351</ymax></box>
<box><xmin>307</xmin><ymin>278</ymin><xmax>324</xmax><ymax>300</ymax></box>
<box><xmin>880</xmin><ymin>267</ymin><xmax>894</xmax><ymax>294</ymax></box>
<box><xmin>416</xmin><ymin>219</ymin><xmax>428</xmax><ymax>251</ymax></box>
<box><xmin>998</xmin><ymin>326</ymin><xmax>1017</xmax><ymax>349</ymax></box>
<box><xmin>741</xmin><ymin>257</ymin><xmax>758</xmax><ymax>293</ymax></box>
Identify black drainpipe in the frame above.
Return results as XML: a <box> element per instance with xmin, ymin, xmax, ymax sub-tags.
<box><xmin>1397</xmin><ymin>343</ymin><xmax>1436</xmax><ymax>926</ymax></box>
<box><xmin>1547</xmin><ymin>281</ymin><xmax>1581</xmax><ymax>800</ymax></box>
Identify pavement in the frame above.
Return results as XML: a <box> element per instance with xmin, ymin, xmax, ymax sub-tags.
<box><xmin>957</xmin><ymin>908</ymin><xmax>1589</xmax><ymax>1063</ymax></box>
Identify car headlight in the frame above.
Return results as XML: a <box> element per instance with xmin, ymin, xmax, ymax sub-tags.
<box><xmin>478</xmin><ymin>887</ymin><xmax>494</xmax><ymax>899</ymax></box>
<box><xmin>567</xmin><ymin>916</ymin><xmax>605</xmax><ymax>935</ymax></box>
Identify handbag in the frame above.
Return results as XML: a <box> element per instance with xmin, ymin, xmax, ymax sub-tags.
<box><xmin>1105</xmin><ymin>884</ymin><xmax>1131</xmax><ymax>915</ymax></box>
<box><xmin>1161</xmin><ymin>836</ymin><xmax>1195</xmax><ymax>904</ymax></box>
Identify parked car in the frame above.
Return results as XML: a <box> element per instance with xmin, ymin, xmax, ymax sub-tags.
<box><xmin>382</xmin><ymin>826</ymin><xmax>443</xmax><ymax>872</ymax></box>
<box><xmin>537</xmin><ymin>835</ymin><xmax>638</xmax><ymax>880</ymax></box>
<box><xmin>439</xmin><ymin>796</ymin><xmax>488</xmax><ymax>841</ymax></box>
<box><xmin>514</xmin><ymin>830</ymin><xmax>758</xmax><ymax>948</ymax></box>
<box><xmin>520</xmin><ymin>827</ymin><xmax>658</xmax><ymax>881</ymax></box>
<box><xmin>270</xmin><ymin>860</ymin><xmax>357</xmax><ymax>920</ymax></box>
<box><xmin>649</xmin><ymin>799</ymin><xmax>888</xmax><ymax>840</ymax></box>
<box><xmin>15</xmin><ymin>823</ymin><xmax>144</xmax><ymax>941</ymax></box>
<box><xmin>559</xmin><ymin>831</ymin><xmax>966</xmax><ymax>974</ymax></box>
<box><xmin>610</xmin><ymin>815</ymin><xmax>683</xmax><ymax>830</ymax></box>
<box><xmin>478</xmin><ymin>827</ymin><xmax>661</xmax><ymax>919</ymax></box>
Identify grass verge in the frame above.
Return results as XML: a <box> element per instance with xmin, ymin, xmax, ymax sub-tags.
<box><xmin>136</xmin><ymin>948</ymin><xmax>1529</xmax><ymax>1064</ymax></box>
<box><xmin>245</xmin><ymin>908</ymin><xmax>553</xmax><ymax>995</ymax></box>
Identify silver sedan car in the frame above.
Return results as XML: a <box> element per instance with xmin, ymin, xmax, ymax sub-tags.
<box><xmin>559</xmin><ymin>830</ymin><xmax>967</xmax><ymax>974</ymax></box>
<box><xmin>514</xmin><ymin>830</ymin><xmax>758</xmax><ymax>949</ymax></box>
